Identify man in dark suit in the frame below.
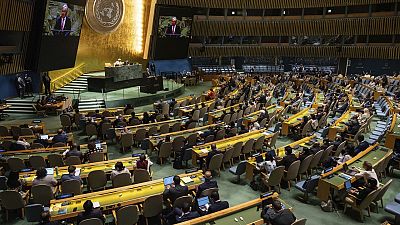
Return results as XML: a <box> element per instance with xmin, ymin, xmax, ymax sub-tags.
<box><xmin>196</xmin><ymin>170</ymin><xmax>218</xmax><ymax>198</ymax></box>
<box><xmin>53</xmin><ymin>4</ymin><xmax>72</xmax><ymax>36</ymax></box>
<box><xmin>77</xmin><ymin>200</ymin><xmax>105</xmax><ymax>224</ymax></box>
<box><xmin>354</xmin><ymin>135</ymin><xmax>370</xmax><ymax>155</ymax></box>
<box><xmin>208</xmin><ymin>191</ymin><xmax>229</xmax><ymax>214</ymax></box>
<box><xmin>205</xmin><ymin>144</ymin><xmax>221</xmax><ymax>169</ymax></box>
<box><xmin>175</xmin><ymin>202</ymin><xmax>201</xmax><ymax>223</ymax></box>
<box><xmin>65</xmin><ymin>143</ymin><xmax>83</xmax><ymax>160</ymax></box>
<box><xmin>52</xmin><ymin>129</ymin><xmax>68</xmax><ymax>144</ymax></box>
<box><xmin>261</xmin><ymin>200</ymin><xmax>296</xmax><ymax>225</ymax></box>
<box><xmin>277</xmin><ymin>146</ymin><xmax>298</xmax><ymax>170</ymax></box>
<box><xmin>163</xmin><ymin>175</ymin><xmax>189</xmax><ymax>203</ymax></box>
<box><xmin>165</xmin><ymin>17</ymin><xmax>181</xmax><ymax>36</ymax></box>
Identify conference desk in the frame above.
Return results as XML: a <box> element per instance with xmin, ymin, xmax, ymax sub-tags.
<box><xmin>114</xmin><ymin>119</ymin><xmax>184</xmax><ymax>137</ymax></box>
<box><xmin>192</xmin><ymin>129</ymin><xmax>272</xmax><ymax>164</ymax></box>
<box><xmin>148</xmin><ymin>123</ymin><xmax>223</xmax><ymax>149</ymax></box>
<box><xmin>0</xmin><ymin>132</ymin><xmax>74</xmax><ymax>147</ymax></box>
<box><xmin>1</xmin><ymin>142</ymin><xmax>108</xmax><ymax>161</ymax></box>
<box><xmin>385</xmin><ymin>114</ymin><xmax>400</xmax><ymax>150</ymax></box>
<box><xmin>0</xmin><ymin>122</ymin><xmax>46</xmax><ymax>135</ymax></box>
<box><xmin>245</xmin><ymin>135</ymin><xmax>316</xmax><ymax>180</ymax></box>
<box><xmin>327</xmin><ymin>111</ymin><xmax>358</xmax><ymax>141</ymax></box>
<box><xmin>281</xmin><ymin>107</ymin><xmax>316</xmax><ymax>136</ymax></box>
<box><xmin>317</xmin><ymin>144</ymin><xmax>390</xmax><ymax>201</ymax></box>
<box><xmin>91</xmin><ymin>112</ymin><xmax>154</xmax><ymax>125</ymax></box>
<box><xmin>20</xmin><ymin>156</ymin><xmax>138</xmax><ymax>186</ymax></box>
<box><xmin>176</xmin><ymin>192</ymin><xmax>288</xmax><ymax>225</ymax></box>
<box><xmin>49</xmin><ymin>171</ymin><xmax>204</xmax><ymax>221</ymax></box>
<box><xmin>207</xmin><ymin>104</ymin><xmax>240</xmax><ymax>125</ymax></box>
<box><xmin>242</xmin><ymin>105</ymin><xmax>283</xmax><ymax>127</ymax></box>
<box><xmin>349</xmin><ymin>95</ymin><xmax>362</xmax><ymax>111</ymax></box>
<box><xmin>178</xmin><ymin>100</ymin><xmax>215</xmax><ymax>117</ymax></box>
<box><xmin>312</xmin><ymin>92</ymin><xmax>326</xmax><ymax>108</ymax></box>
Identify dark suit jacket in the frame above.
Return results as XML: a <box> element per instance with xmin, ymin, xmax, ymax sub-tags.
<box><xmin>176</xmin><ymin>210</ymin><xmax>201</xmax><ymax>222</ymax></box>
<box><xmin>77</xmin><ymin>209</ymin><xmax>104</xmax><ymax>224</ymax></box>
<box><xmin>354</xmin><ymin>141</ymin><xmax>370</xmax><ymax>155</ymax></box>
<box><xmin>65</xmin><ymin>150</ymin><xmax>83</xmax><ymax>160</ymax></box>
<box><xmin>163</xmin><ymin>184</ymin><xmax>189</xmax><ymax>203</ymax></box>
<box><xmin>278</xmin><ymin>154</ymin><xmax>298</xmax><ymax>170</ymax></box>
<box><xmin>208</xmin><ymin>200</ymin><xmax>229</xmax><ymax>214</ymax></box>
<box><xmin>165</xmin><ymin>25</ymin><xmax>181</xmax><ymax>36</ymax></box>
<box><xmin>53</xmin><ymin>16</ymin><xmax>72</xmax><ymax>36</ymax></box>
<box><xmin>52</xmin><ymin>134</ymin><xmax>67</xmax><ymax>143</ymax></box>
<box><xmin>261</xmin><ymin>208</ymin><xmax>296</xmax><ymax>225</ymax></box>
<box><xmin>196</xmin><ymin>179</ymin><xmax>218</xmax><ymax>197</ymax></box>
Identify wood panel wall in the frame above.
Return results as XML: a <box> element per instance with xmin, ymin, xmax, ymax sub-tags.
<box><xmin>192</xmin><ymin>17</ymin><xmax>400</xmax><ymax>36</ymax></box>
<box><xmin>0</xmin><ymin>0</ymin><xmax>33</xmax><ymax>75</ymax></box>
<box><xmin>188</xmin><ymin>45</ymin><xmax>400</xmax><ymax>59</ymax></box>
<box><xmin>157</xmin><ymin>0</ymin><xmax>397</xmax><ymax>9</ymax></box>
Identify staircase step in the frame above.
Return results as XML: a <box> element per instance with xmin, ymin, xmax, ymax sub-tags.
<box><xmin>79</xmin><ymin>99</ymin><xmax>104</xmax><ymax>102</ymax></box>
<box><xmin>79</xmin><ymin>102</ymin><xmax>105</xmax><ymax>106</ymax></box>
<box><xmin>78</xmin><ymin>105</ymin><xmax>106</xmax><ymax>109</ymax></box>
<box><xmin>3</xmin><ymin>109</ymin><xmax>36</xmax><ymax>114</ymax></box>
<box><xmin>71</xmin><ymin>80</ymin><xmax>88</xmax><ymax>84</ymax></box>
<box><xmin>4</xmin><ymin>102</ymin><xmax>34</xmax><ymax>106</ymax></box>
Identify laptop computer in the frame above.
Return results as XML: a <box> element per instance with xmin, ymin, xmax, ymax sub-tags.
<box><xmin>343</xmin><ymin>163</ymin><xmax>357</xmax><ymax>176</ymax></box>
<box><xmin>46</xmin><ymin>168</ymin><xmax>54</xmax><ymax>175</ymax></box>
<box><xmin>40</xmin><ymin>134</ymin><xmax>49</xmax><ymax>140</ymax></box>
<box><xmin>344</xmin><ymin>180</ymin><xmax>352</xmax><ymax>191</ymax></box>
<box><xmin>163</xmin><ymin>176</ymin><xmax>174</xmax><ymax>186</ymax></box>
<box><xmin>197</xmin><ymin>196</ymin><xmax>209</xmax><ymax>211</ymax></box>
<box><xmin>323</xmin><ymin>167</ymin><xmax>333</xmax><ymax>174</ymax></box>
<box><xmin>95</xmin><ymin>143</ymin><xmax>102</xmax><ymax>150</ymax></box>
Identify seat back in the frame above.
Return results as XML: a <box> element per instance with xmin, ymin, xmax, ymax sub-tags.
<box><xmin>242</xmin><ymin>139</ymin><xmax>255</xmax><ymax>154</ymax></box>
<box><xmin>65</xmin><ymin>156</ymin><xmax>82</xmax><ymax>166</ymax></box>
<box><xmin>7</xmin><ymin>157</ymin><xmax>25</xmax><ymax>172</ymax></box>
<box><xmin>88</xmin><ymin>170</ymin><xmax>107</xmax><ymax>191</ymax></box>
<box><xmin>116</xmin><ymin>205</ymin><xmax>139</xmax><ymax>225</ymax></box>
<box><xmin>303</xmin><ymin>175</ymin><xmax>320</xmax><ymax>193</ymax></box>
<box><xmin>186</xmin><ymin>133</ymin><xmax>197</xmax><ymax>147</ymax></box>
<box><xmin>373</xmin><ymin>179</ymin><xmax>392</xmax><ymax>203</ymax></box>
<box><xmin>285</xmin><ymin>160</ymin><xmax>301</xmax><ymax>181</ymax></box>
<box><xmin>266</xmin><ymin>166</ymin><xmax>285</xmax><ymax>186</ymax></box>
<box><xmin>254</xmin><ymin>135</ymin><xmax>265</xmax><ymax>151</ymax></box>
<box><xmin>268</xmin><ymin>132</ymin><xmax>279</xmax><ymax>148</ymax></box>
<box><xmin>232</xmin><ymin>141</ymin><xmax>243</xmax><ymax>158</ymax></box>
<box><xmin>112</xmin><ymin>173</ymin><xmax>132</xmax><ymax>188</ymax></box>
<box><xmin>121</xmin><ymin>133</ymin><xmax>134</xmax><ymax>148</ymax></box>
<box><xmin>159</xmin><ymin>124</ymin><xmax>170</xmax><ymax>134</ymax></box>
<box><xmin>358</xmin><ymin>189</ymin><xmax>380</xmax><ymax>210</ymax></box>
<box><xmin>31</xmin><ymin>143</ymin><xmax>45</xmax><ymax>149</ymax></box>
<box><xmin>134</xmin><ymin>128</ymin><xmax>147</xmax><ymax>142</ymax></box>
<box><xmin>320</xmin><ymin>145</ymin><xmax>334</xmax><ymax>163</ymax></box>
<box><xmin>298</xmin><ymin>155</ymin><xmax>313</xmax><ymax>175</ymax></box>
<box><xmin>60</xmin><ymin>115</ymin><xmax>72</xmax><ymax>127</ymax></box>
<box><xmin>0</xmin><ymin>125</ymin><xmax>9</xmax><ymax>136</ymax></box>
<box><xmin>201</xmin><ymin>188</ymin><xmax>219</xmax><ymax>197</ymax></box>
<box><xmin>48</xmin><ymin>154</ymin><xmax>65</xmax><ymax>167</ymax></box>
<box><xmin>172</xmin><ymin>136</ymin><xmax>185</xmax><ymax>152</ymax></box>
<box><xmin>61</xmin><ymin>179</ymin><xmax>82</xmax><ymax>195</ymax></box>
<box><xmin>0</xmin><ymin>176</ymin><xmax>7</xmax><ymax>190</ymax></box>
<box><xmin>0</xmin><ymin>190</ymin><xmax>25</xmax><ymax>210</ymax></box>
<box><xmin>234</xmin><ymin>161</ymin><xmax>247</xmax><ymax>175</ymax></box>
<box><xmin>204</xmin><ymin>135</ymin><xmax>215</xmax><ymax>143</ymax></box>
<box><xmin>215</xmin><ymin>129</ymin><xmax>226</xmax><ymax>141</ymax></box>
<box><xmin>159</xmin><ymin>142</ymin><xmax>172</xmax><ymax>158</ymax></box>
<box><xmin>143</xmin><ymin>195</ymin><xmax>163</xmax><ymax>218</ymax></box>
<box><xmin>29</xmin><ymin>155</ymin><xmax>47</xmax><ymax>170</ymax></box>
<box><xmin>171</xmin><ymin>122</ymin><xmax>181</xmax><ymax>132</ymax></box>
<box><xmin>208</xmin><ymin>153</ymin><xmax>224</xmax><ymax>171</ymax></box>
<box><xmin>147</xmin><ymin>126</ymin><xmax>158</xmax><ymax>136</ymax></box>
<box><xmin>187</xmin><ymin>122</ymin><xmax>197</xmax><ymax>129</ymax></box>
<box><xmin>86</xmin><ymin>124</ymin><xmax>98</xmax><ymax>136</ymax></box>
<box><xmin>89</xmin><ymin>152</ymin><xmax>104</xmax><ymax>163</ymax></box>
<box><xmin>334</xmin><ymin>141</ymin><xmax>346</xmax><ymax>157</ymax></box>
<box><xmin>308</xmin><ymin>150</ymin><xmax>324</xmax><ymax>170</ymax></box>
<box><xmin>31</xmin><ymin>184</ymin><xmax>54</xmax><ymax>205</ymax></box>
<box><xmin>25</xmin><ymin>204</ymin><xmax>44</xmax><ymax>222</ymax></box>
<box><xmin>222</xmin><ymin>147</ymin><xmax>234</xmax><ymax>163</ymax></box>
<box><xmin>79</xmin><ymin>218</ymin><xmax>103</xmax><ymax>225</ymax></box>
<box><xmin>173</xmin><ymin>195</ymin><xmax>193</xmax><ymax>209</ymax></box>
<box><xmin>53</xmin><ymin>142</ymin><xmax>66</xmax><ymax>147</ymax></box>
<box><xmin>133</xmin><ymin>169</ymin><xmax>151</xmax><ymax>184</ymax></box>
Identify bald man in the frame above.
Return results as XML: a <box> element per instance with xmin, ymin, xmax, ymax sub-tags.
<box><xmin>196</xmin><ymin>170</ymin><xmax>218</xmax><ymax>198</ymax></box>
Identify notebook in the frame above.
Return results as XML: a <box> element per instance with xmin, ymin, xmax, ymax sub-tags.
<box><xmin>181</xmin><ymin>176</ymin><xmax>193</xmax><ymax>184</ymax></box>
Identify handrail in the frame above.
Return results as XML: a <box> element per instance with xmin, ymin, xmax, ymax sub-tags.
<box><xmin>50</xmin><ymin>63</ymin><xmax>86</xmax><ymax>92</ymax></box>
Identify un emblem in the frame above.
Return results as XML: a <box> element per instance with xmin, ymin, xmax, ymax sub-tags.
<box><xmin>85</xmin><ymin>0</ymin><xmax>124</xmax><ymax>33</ymax></box>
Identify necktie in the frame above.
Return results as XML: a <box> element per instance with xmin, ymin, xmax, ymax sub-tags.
<box><xmin>172</xmin><ymin>26</ymin><xmax>175</xmax><ymax>34</ymax></box>
<box><xmin>61</xmin><ymin>18</ymin><xmax>65</xmax><ymax>30</ymax></box>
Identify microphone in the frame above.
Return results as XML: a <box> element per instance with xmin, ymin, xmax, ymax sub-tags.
<box><xmin>234</xmin><ymin>218</ymin><xmax>243</xmax><ymax>225</ymax></box>
<box><xmin>240</xmin><ymin>216</ymin><xmax>248</xmax><ymax>224</ymax></box>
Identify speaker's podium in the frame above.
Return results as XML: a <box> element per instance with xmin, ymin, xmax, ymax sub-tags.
<box><xmin>87</xmin><ymin>63</ymin><xmax>163</xmax><ymax>93</ymax></box>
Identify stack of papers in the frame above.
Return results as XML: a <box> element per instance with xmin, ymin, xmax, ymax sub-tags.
<box><xmin>181</xmin><ymin>177</ymin><xmax>193</xmax><ymax>184</ymax></box>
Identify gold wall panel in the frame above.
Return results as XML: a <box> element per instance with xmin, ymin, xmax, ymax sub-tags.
<box><xmin>192</xmin><ymin>17</ymin><xmax>400</xmax><ymax>36</ymax></box>
<box><xmin>188</xmin><ymin>45</ymin><xmax>400</xmax><ymax>59</ymax></box>
<box><xmin>0</xmin><ymin>0</ymin><xmax>33</xmax><ymax>75</ymax></box>
<box><xmin>157</xmin><ymin>0</ymin><xmax>397</xmax><ymax>9</ymax></box>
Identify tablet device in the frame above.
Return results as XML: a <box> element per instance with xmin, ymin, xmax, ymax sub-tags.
<box><xmin>163</xmin><ymin>176</ymin><xmax>174</xmax><ymax>186</ymax></box>
<box><xmin>55</xmin><ymin>193</ymin><xmax>74</xmax><ymax>200</ymax></box>
<box><xmin>95</xmin><ymin>143</ymin><xmax>102</xmax><ymax>149</ymax></box>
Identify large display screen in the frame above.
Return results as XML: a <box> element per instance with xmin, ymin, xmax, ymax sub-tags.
<box><xmin>153</xmin><ymin>7</ymin><xmax>193</xmax><ymax>60</ymax></box>
<box><xmin>158</xmin><ymin>16</ymin><xmax>192</xmax><ymax>38</ymax></box>
<box><xmin>43</xmin><ymin>1</ymin><xmax>85</xmax><ymax>37</ymax></box>
<box><xmin>26</xmin><ymin>0</ymin><xmax>86</xmax><ymax>72</ymax></box>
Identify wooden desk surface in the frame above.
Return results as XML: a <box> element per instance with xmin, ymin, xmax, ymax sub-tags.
<box><xmin>284</xmin><ymin>108</ymin><xmax>315</xmax><ymax>126</ymax></box>
<box><xmin>20</xmin><ymin>156</ymin><xmax>138</xmax><ymax>186</ymax></box>
<box><xmin>0</xmin><ymin>132</ymin><xmax>74</xmax><ymax>144</ymax></box>
<box><xmin>1</xmin><ymin>142</ymin><xmax>107</xmax><ymax>160</ymax></box>
<box><xmin>178</xmin><ymin>100</ymin><xmax>215</xmax><ymax>115</ymax></box>
<box><xmin>193</xmin><ymin>129</ymin><xmax>271</xmax><ymax>158</ymax></box>
<box><xmin>176</xmin><ymin>193</ymin><xmax>282</xmax><ymax>225</ymax></box>
<box><xmin>114</xmin><ymin>119</ymin><xmax>183</xmax><ymax>136</ymax></box>
<box><xmin>49</xmin><ymin>171</ymin><xmax>204</xmax><ymax>221</ymax></box>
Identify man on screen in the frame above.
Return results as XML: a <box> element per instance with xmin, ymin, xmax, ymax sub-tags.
<box><xmin>53</xmin><ymin>4</ymin><xmax>72</xmax><ymax>36</ymax></box>
<box><xmin>165</xmin><ymin>17</ymin><xmax>181</xmax><ymax>36</ymax></box>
